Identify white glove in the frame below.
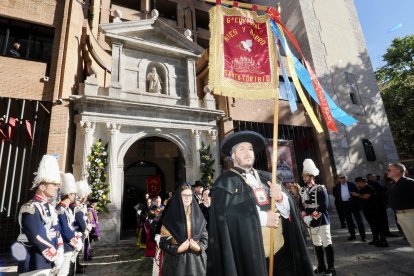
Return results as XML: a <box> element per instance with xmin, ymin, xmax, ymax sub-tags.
<box><xmin>87</xmin><ymin>224</ymin><xmax>93</xmax><ymax>231</ymax></box>
<box><xmin>54</xmin><ymin>246</ymin><xmax>64</xmax><ymax>269</ymax></box>
<box><xmin>154</xmin><ymin>234</ymin><xmax>161</xmax><ymax>247</ymax></box>
<box><xmin>76</xmin><ymin>238</ymin><xmax>83</xmax><ymax>252</ymax></box>
<box><xmin>303</xmin><ymin>215</ymin><xmax>312</xmax><ymax>226</ymax></box>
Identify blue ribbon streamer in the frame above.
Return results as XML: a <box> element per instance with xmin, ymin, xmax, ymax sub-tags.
<box><xmin>277</xmin><ymin>45</ymin><xmax>297</xmax><ymax>113</ymax></box>
<box><xmin>270</xmin><ymin>20</ymin><xmax>357</xmax><ymax>127</ymax></box>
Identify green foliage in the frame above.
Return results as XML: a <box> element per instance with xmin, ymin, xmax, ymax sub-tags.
<box><xmin>86</xmin><ymin>139</ymin><xmax>111</xmax><ymax>213</ymax></box>
<box><xmin>376</xmin><ymin>35</ymin><xmax>414</xmax><ymax>159</ymax></box>
<box><xmin>199</xmin><ymin>141</ymin><xmax>215</xmax><ymax>187</ymax></box>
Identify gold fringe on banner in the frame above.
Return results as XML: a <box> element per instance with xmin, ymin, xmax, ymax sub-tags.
<box><xmin>208</xmin><ymin>5</ymin><xmax>279</xmax><ymax>99</ymax></box>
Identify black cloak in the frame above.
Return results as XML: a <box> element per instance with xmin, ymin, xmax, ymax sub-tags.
<box><xmin>160</xmin><ymin>186</ymin><xmax>208</xmax><ymax>276</ymax></box>
<box><xmin>207</xmin><ymin>169</ymin><xmax>313</xmax><ymax>276</ymax></box>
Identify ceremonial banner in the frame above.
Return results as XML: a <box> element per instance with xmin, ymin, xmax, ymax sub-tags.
<box><xmin>146</xmin><ymin>175</ymin><xmax>161</xmax><ymax>196</ymax></box>
<box><xmin>209</xmin><ymin>5</ymin><xmax>278</xmax><ymax>99</ymax></box>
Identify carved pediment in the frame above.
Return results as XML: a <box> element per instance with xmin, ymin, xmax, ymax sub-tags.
<box><xmin>100</xmin><ymin>16</ymin><xmax>205</xmax><ymax>57</ymax></box>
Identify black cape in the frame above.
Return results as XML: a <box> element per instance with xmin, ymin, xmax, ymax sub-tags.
<box><xmin>207</xmin><ymin>169</ymin><xmax>313</xmax><ymax>276</ymax></box>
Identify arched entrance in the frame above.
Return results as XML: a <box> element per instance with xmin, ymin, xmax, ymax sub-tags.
<box><xmin>121</xmin><ymin>136</ymin><xmax>186</xmax><ymax>239</ymax></box>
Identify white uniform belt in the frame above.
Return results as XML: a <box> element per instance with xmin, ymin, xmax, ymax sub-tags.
<box><xmin>396</xmin><ymin>208</ymin><xmax>414</xmax><ymax>214</ymax></box>
<box><xmin>305</xmin><ymin>203</ymin><xmax>319</xmax><ymax>209</ymax></box>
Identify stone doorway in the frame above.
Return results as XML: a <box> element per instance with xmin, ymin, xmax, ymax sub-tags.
<box><xmin>120</xmin><ymin>136</ymin><xmax>186</xmax><ymax>239</ymax></box>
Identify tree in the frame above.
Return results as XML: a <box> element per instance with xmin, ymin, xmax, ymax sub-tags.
<box><xmin>86</xmin><ymin>139</ymin><xmax>111</xmax><ymax>212</ymax></box>
<box><xmin>376</xmin><ymin>34</ymin><xmax>414</xmax><ymax>159</ymax></box>
<box><xmin>199</xmin><ymin>141</ymin><xmax>215</xmax><ymax>187</ymax></box>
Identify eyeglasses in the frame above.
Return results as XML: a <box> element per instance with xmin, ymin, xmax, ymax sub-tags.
<box><xmin>338</xmin><ymin>176</ymin><xmax>345</xmax><ymax>179</ymax></box>
<box><xmin>181</xmin><ymin>194</ymin><xmax>193</xmax><ymax>199</ymax></box>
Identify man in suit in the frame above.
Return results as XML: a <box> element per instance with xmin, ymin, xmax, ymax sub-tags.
<box><xmin>333</xmin><ymin>174</ymin><xmax>366</xmax><ymax>241</ymax></box>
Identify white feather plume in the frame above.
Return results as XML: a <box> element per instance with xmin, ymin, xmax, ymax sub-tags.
<box><xmin>77</xmin><ymin>180</ymin><xmax>92</xmax><ymax>198</ymax></box>
<box><xmin>31</xmin><ymin>155</ymin><xmax>61</xmax><ymax>189</ymax></box>
<box><xmin>60</xmin><ymin>173</ymin><xmax>78</xmax><ymax>195</ymax></box>
<box><xmin>302</xmin><ymin>159</ymin><xmax>319</xmax><ymax>176</ymax></box>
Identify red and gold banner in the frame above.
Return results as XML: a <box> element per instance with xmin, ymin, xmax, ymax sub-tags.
<box><xmin>146</xmin><ymin>175</ymin><xmax>161</xmax><ymax>196</ymax></box>
<box><xmin>209</xmin><ymin>5</ymin><xmax>278</xmax><ymax>99</ymax></box>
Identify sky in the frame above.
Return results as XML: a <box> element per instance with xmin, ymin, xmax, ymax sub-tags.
<box><xmin>354</xmin><ymin>0</ymin><xmax>414</xmax><ymax>70</ymax></box>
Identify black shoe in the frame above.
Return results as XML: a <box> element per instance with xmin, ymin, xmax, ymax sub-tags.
<box><xmin>314</xmin><ymin>267</ymin><xmax>326</xmax><ymax>274</ymax></box>
<box><xmin>361</xmin><ymin>237</ymin><xmax>367</xmax><ymax>242</ymax></box>
<box><xmin>347</xmin><ymin>235</ymin><xmax>356</xmax><ymax>241</ymax></box>
<box><xmin>368</xmin><ymin>240</ymin><xmax>379</xmax><ymax>245</ymax></box>
<box><xmin>324</xmin><ymin>268</ymin><xmax>336</xmax><ymax>276</ymax></box>
<box><xmin>375</xmin><ymin>241</ymin><xmax>389</xmax><ymax>248</ymax></box>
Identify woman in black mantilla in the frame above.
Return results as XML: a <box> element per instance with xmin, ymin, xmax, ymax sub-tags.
<box><xmin>159</xmin><ymin>184</ymin><xmax>208</xmax><ymax>276</ymax></box>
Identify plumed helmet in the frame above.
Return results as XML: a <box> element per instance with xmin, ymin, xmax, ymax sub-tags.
<box><xmin>31</xmin><ymin>155</ymin><xmax>61</xmax><ymax>189</ymax></box>
<box><xmin>77</xmin><ymin>180</ymin><xmax>92</xmax><ymax>198</ymax></box>
<box><xmin>302</xmin><ymin>159</ymin><xmax>319</xmax><ymax>176</ymax></box>
<box><xmin>60</xmin><ymin>173</ymin><xmax>78</xmax><ymax>196</ymax></box>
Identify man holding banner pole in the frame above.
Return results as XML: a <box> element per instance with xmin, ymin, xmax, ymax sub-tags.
<box><xmin>207</xmin><ymin>131</ymin><xmax>313</xmax><ymax>276</ymax></box>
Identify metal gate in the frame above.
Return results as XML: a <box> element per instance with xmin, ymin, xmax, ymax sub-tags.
<box><xmin>233</xmin><ymin>120</ymin><xmax>320</xmax><ymax>182</ymax></box>
<box><xmin>0</xmin><ymin>97</ymin><xmax>52</xmax><ymax>253</ymax></box>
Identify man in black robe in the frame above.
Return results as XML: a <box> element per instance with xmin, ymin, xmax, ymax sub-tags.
<box><xmin>207</xmin><ymin>131</ymin><xmax>313</xmax><ymax>276</ymax></box>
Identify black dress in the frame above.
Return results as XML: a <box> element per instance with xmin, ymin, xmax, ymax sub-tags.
<box><xmin>160</xmin><ymin>187</ymin><xmax>208</xmax><ymax>276</ymax></box>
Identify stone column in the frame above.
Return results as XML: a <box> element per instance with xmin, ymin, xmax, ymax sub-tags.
<box><xmin>191</xmin><ymin>129</ymin><xmax>201</xmax><ymax>183</ymax></box>
<box><xmin>109</xmin><ymin>42</ymin><xmax>122</xmax><ymax>97</ymax></box>
<box><xmin>106</xmin><ymin>123</ymin><xmax>121</xmax><ymax>204</ymax></box>
<box><xmin>73</xmin><ymin>121</ymin><xmax>96</xmax><ymax>180</ymax></box>
<box><xmin>208</xmin><ymin>129</ymin><xmax>221</xmax><ymax>181</ymax></box>
<box><xmin>187</xmin><ymin>58</ymin><xmax>199</xmax><ymax>107</ymax></box>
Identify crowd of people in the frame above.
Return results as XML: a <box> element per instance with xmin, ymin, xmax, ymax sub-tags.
<box><xmin>14</xmin><ymin>155</ymin><xmax>101</xmax><ymax>275</ymax></box>
<box><xmin>13</xmin><ymin>130</ymin><xmax>414</xmax><ymax>276</ymax></box>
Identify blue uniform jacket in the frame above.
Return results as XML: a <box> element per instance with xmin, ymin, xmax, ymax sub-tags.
<box><xmin>301</xmin><ymin>184</ymin><xmax>330</xmax><ymax>227</ymax></box>
<box><xmin>56</xmin><ymin>202</ymin><xmax>76</xmax><ymax>253</ymax></box>
<box><xmin>17</xmin><ymin>196</ymin><xmax>59</xmax><ymax>273</ymax></box>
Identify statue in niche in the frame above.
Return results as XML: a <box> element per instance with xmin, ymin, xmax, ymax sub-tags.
<box><xmin>147</xmin><ymin>67</ymin><xmax>162</xmax><ymax>93</ymax></box>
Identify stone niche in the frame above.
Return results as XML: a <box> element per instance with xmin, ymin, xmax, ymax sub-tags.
<box><xmin>99</xmin><ymin>11</ymin><xmax>206</xmax><ymax>107</ymax></box>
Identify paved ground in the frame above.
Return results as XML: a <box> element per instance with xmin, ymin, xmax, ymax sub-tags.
<box><xmin>1</xmin><ymin>203</ymin><xmax>413</xmax><ymax>275</ymax></box>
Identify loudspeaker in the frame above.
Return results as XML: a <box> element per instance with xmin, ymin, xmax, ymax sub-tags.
<box><xmin>362</xmin><ymin>139</ymin><xmax>376</xmax><ymax>161</ymax></box>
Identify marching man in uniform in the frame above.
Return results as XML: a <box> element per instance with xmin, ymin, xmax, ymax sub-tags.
<box><xmin>15</xmin><ymin>154</ymin><xmax>64</xmax><ymax>275</ymax></box>
<box><xmin>56</xmin><ymin>173</ymin><xmax>81</xmax><ymax>276</ymax></box>
<box><xmin>300</xmin><ymin>159</ymin><xmax>336</xmax><ymax>275</ymax></box>
<box><xmin>71</xmin><ymin>180</ymin><xmax>93</xmax><ymax>273</ymax></box>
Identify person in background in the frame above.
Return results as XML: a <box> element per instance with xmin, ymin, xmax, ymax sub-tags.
<box><xmin>56</xmin><ymin>173</ymin><xmax>81</xmax><ymax>276</ymax></box>
<box><xmin>14</xmin><ymin>155</ymin><xmax>63</xmax><ymax>275</ymax></box>
<box><xmin>351</xmin><ymin>177</ymin><xmax>389</xmax><ymax>247</ymax></box>
<box><xmin>333</xmin><ymin>174</ymin><xmax>366</xmax><ymax>242</ymax></box>
<box><xmin>159</xmin><ymin>184</ymin><xmax>208</xmax><ymax>275</ymax></box>
<box><xmin>163</xmin><ymin>191</ymin><xmax>174</xmax><ymax>206</ymax></box>
<box><xmin>9</xmin><ymin>42</ymin><xmax>22</xmax><ymax>57</ymax></box>
<box><xmin>199</xmin><ymin>188</ymin><xmax>211</xmax><ymax>231</ymax></box>
<box><xmin>387</xmin><ymin>163</ymin><xmax>414</xmax><ymax>248</ymax></box>
<box><xmin>192</xmin><ymin>181</ymin><xmax>204</xmax><ymax>204</ymax></box>
<box><xmin>332</xmin><ymin>178</ymin><xmax>347</xmax><ymax>229</ymax></box>
<box><xmin>288</xmin><ymin>182</ymin><xmax>302</xmax><ymax>210</ymax></box>
<box><xmin>366</xmin><ymin>173</ymin><xmax>396</xmax><ymax>237</ymax></box>
<box><xmin>73</xmin><ymin>180</ymin><xmax>92</xmax><ymax>272</ymax></box>
<box><xmin>146</xmin><ymin>196</ymin><xmax>164</xmax><ymax>257</ymax></box>
<box><xmin>300</xmin><ymin>159</ymin><xmax>335</xmax><ymax>275</ymax></box>
<box><xmin>84</xmin><ymin>198</ymin><xmax>100</xmax><ymax>261</ymax></box>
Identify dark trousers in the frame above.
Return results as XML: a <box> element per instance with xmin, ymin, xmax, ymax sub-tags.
<box><xmin>335</xmin><ymin>200</ymin><xmax>346</xmax><ymax>226</ymax></box>
<box><xmin>363</xmin><ymin>209</ymin><xmax>386</xmax><ymax>241</ymax></box>
<box><xmin>341</xmin><ymin>201</ymin><xmax>365</xmax><ymax>238</ymax></box>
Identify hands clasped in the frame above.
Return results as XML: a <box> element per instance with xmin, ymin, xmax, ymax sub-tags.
<box><xmin>177</xmin><ymin>239</ymin><xmax>201</xmax><ymax>253</ymax></box>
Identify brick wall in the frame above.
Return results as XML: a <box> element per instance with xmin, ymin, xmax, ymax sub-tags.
<box><xmin>0</xmin><ymin>0</ymin><xmax>57</xmax><ymax>26</ymax></box>
<box><xmin>0</xmin><ymin>56</ymin><xmax>53</xmax><ymax>101</ymax></box>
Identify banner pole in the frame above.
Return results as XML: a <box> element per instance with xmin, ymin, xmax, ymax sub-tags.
<box><xmin>269</xmin><ymin>96</ymin><xmax>279</xmax><ymax>276</ymax></box>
